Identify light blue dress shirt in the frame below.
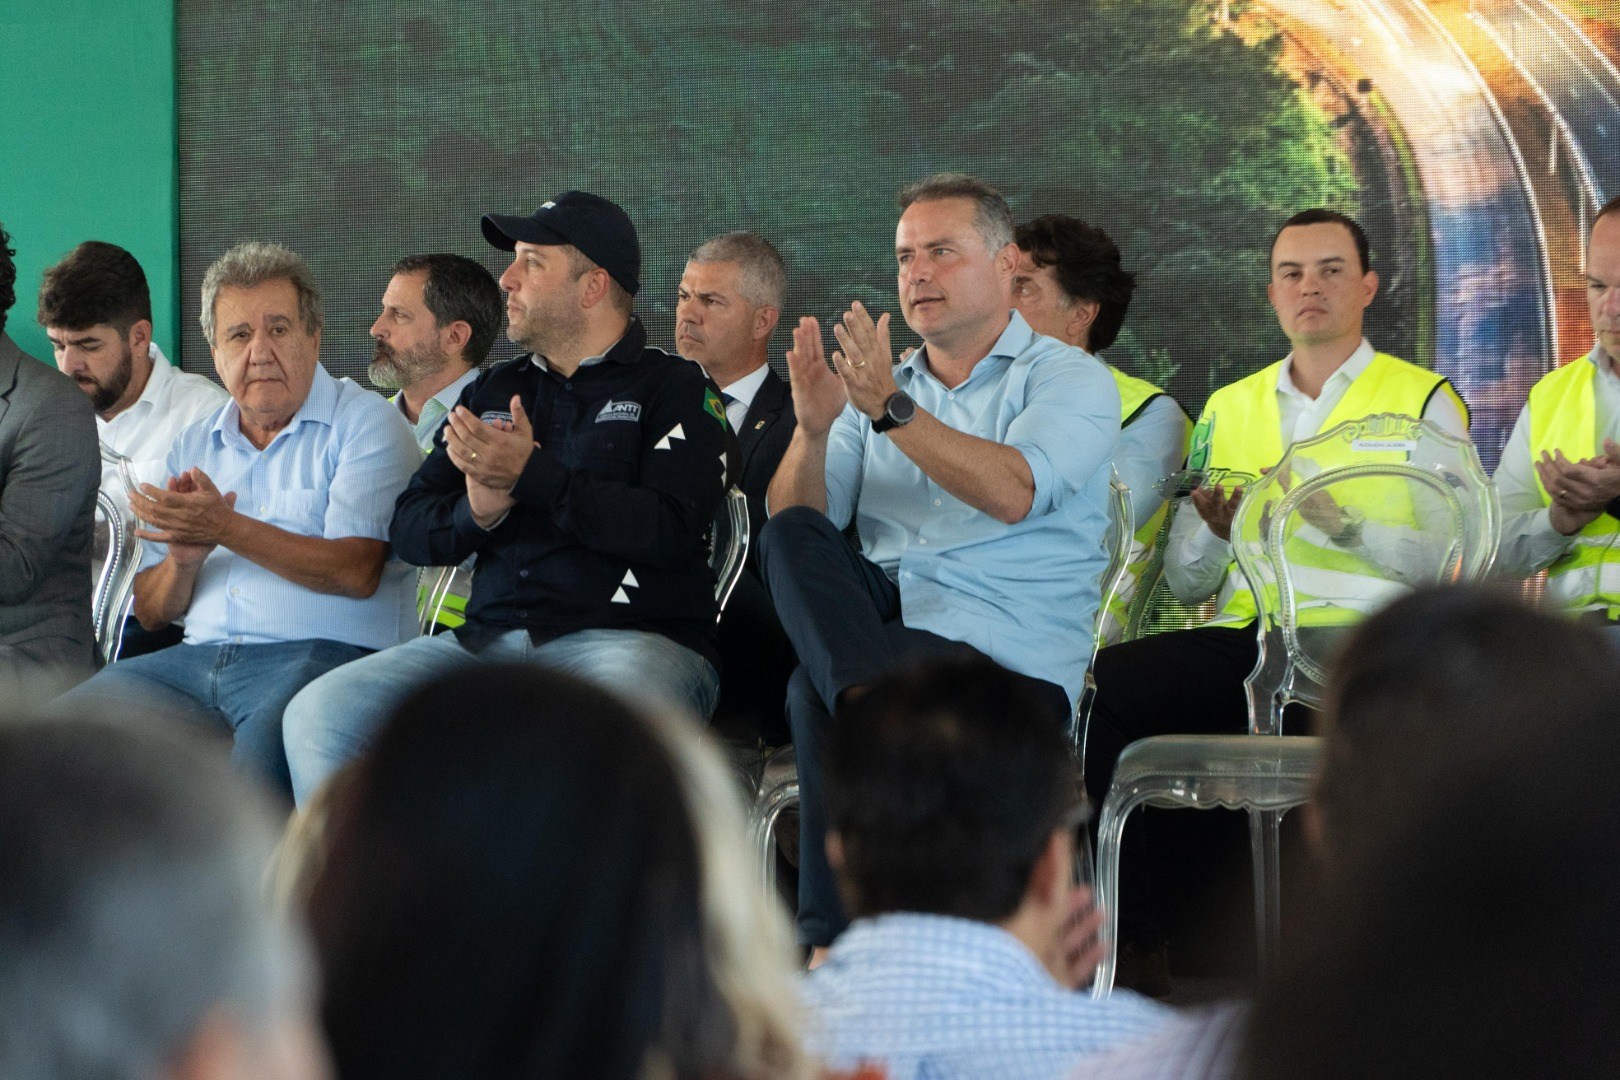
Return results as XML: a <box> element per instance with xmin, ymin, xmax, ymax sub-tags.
<box><xmin>803</xmin><ymin>913</ymin><xmax>1173</xmax><ymax>1080</ymax></box>
<box><xmin>823</xmin><ymin>311</ymin><xmax>1119</xmax><ymax>704</ymax></box>
<box><xmin>141</xmin><ymin>365</ymin><xmax>422</xmax><ymax>650</ymax></box>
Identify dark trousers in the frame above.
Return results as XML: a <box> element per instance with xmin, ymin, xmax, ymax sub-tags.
<box><xmin>1084</xmin><ymin>624</ymin><xmax>1263</xmax><ymax>800</ymax></box>
<box><xmin>1088</xmin><ymin>622</ymin><xmax>1314</xmax><ymax>968</ymax></box>
<box><xmin>711</xmin><ymin>568</ymin><xmax>795</xmax><ymax>747</ymax></box>
<box><xmin>760</xmin><ymin>506</ymin><xmax>1067</xmax><ymax>946</ymax></box>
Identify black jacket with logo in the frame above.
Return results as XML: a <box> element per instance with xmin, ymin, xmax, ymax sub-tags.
<box><xmin>391</xmin><ymin>318</ymin><xmax>730</xmax><ymax>664</ymax></box>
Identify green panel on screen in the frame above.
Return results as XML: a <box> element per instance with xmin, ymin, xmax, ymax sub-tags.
<box><xmin>0</xmin><ymin>0</ymin><xmax>179</xmax><ymax>367</ymax></box>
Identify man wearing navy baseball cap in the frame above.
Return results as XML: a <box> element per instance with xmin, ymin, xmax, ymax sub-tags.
<box><xmin>284</xmin><ymin>191</ymin><xmax>733</xmax><ymax>803</ymax></box>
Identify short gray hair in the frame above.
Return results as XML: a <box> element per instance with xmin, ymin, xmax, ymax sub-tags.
<box><xmin>898</xmin><ymin>173</ymin><xmax>1015</xmax><ymax>253</ymax></box>
<box><xmin>689</xmin><ymin>232</ymin><xmax>787</xmax><ymax>311</ymax></box>
<box><xmin>0</xmin><ymin>713</ymin><xmax>310</xmax><ymax>1079</ymax></box>
<box><xmin>200</xmin><ymin>241</ymin><xmax>324</xmax><ymax>343</ymax></box>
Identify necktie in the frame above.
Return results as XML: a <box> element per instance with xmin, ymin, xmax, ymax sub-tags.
<box><xmin>417</xmin><ymin>398</ymin><xmax>450</xmax><ymax>453</ymax></box>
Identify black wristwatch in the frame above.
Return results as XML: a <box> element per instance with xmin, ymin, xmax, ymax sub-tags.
<box><xmin>871</xmin><ymin>391</ymin><xmax>917</xmax><ymax>434</ymax></box>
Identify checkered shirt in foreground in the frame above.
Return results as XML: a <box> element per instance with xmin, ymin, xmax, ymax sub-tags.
<box><xmin>803</xmin><ymin>913</ymin><xmax>1173</xmax><ymax>1080</ymax></box>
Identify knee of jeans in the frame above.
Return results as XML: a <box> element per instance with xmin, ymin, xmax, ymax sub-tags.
<box><xmin>281</xmin><ymin>676</ymin><xmax>333</xmax><ymax>753</ymax></box>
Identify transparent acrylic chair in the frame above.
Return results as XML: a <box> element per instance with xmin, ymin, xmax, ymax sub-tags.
<box><xmin>419</xmin><ymin>486</ymin><xmax>749</xmax><ymax>633</ymax></box>
<box><xmin>91</xmin><ymin>490</ymin><xmax>140</xmax><ymax>666</ymax></box>
<box><xmin>753</xmin><ymin>471</ymin><xmax>1131</xmax><ymax>898</ymax></box>
<box><xmin>92</xmin><ymin>444</ymin><xmax>146</xmax><ymax>665</ymax></box>
<box><xmin>1089</xmin><ymin>414</ymin><xmax>1498</xmax><ymax>996</ymax></box>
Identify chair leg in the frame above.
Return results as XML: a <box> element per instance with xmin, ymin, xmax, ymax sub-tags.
<box><xmin>1090</xmin><ymin>792</ymin><xmax>1140</xmax><ymax>1000</ymax></box>
<box><xmin>1074</xmin><ymin>792</ymin><xmax>1097</xmax><ymax>890</ymax></box>
<box><xmin>751</xmin><ymin>783</ymin><xmax>799</xmax><ymax>897</ymax></box>
<box><xmin>1249</xmin><ymin>807</ymin><xmax>1283</xmax><ymax>978</ymax></box>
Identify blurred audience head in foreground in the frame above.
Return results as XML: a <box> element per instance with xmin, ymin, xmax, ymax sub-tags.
<box><xmin>828</xmin><ymin>657</ymin><xmax>1088</xmax><ymax>964</ymax></box>
<box><xmin>805</xmin><ymin>658</ymin><xmax>1170</xmax><ymax>1078</ymax></box>
<box><xmin>1243</xmin><ymin>586</ymin><xmax>1620</xmax><ymax>1079</ymax></box>
<box><xmin>0</xmin><ymin>711</ymin><xmax>324</xmax><ymax>1080</ymax></box>
<box><xmin>300</xmin><ymin>664</ymin><xmax>806</xmax><ymax>1080</ymax></box>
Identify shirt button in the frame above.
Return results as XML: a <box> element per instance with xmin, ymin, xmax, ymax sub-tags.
<box><xmin>258</xmin><ymin>505</ymin><xmax>268</xmax><ymax>514</ymax></box>
<box><xmin>519</xmin><ymin>569</ymin><xmax>530</xmax><ymax>579</ymax></box>
<box><xmin>933</xmin><ymin>498</ymin><xmax>942</xmax><ymax>507</ymax></box>
<box><xmin>234</xmin><ymin>635</ymin><xmax>243</xmax><ymax>643</ymax></box>
<box><xmin>516</xmin><ymin>609</ymin><xmax>528</xmax><ymax>619</ymax></box>
<box><xmin>947</xmin><ymin>392</ymin><xmax>955</xmax><ymax>400</ymax></box>
<box><xmin>230</xmin><ymin>587</ymin><xmax>240</xmax><ymax>596</ymax></box>
<box><xmin>918</xmin><ymin>537</ymin><xmax>928</xmax><ymax>546</ymax></box>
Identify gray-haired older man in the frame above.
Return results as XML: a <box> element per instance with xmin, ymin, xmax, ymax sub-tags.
<box><xmin>56</xmin><ymin>242</ymin><xmax>421</xmax><ymax>799</ymax></box>
<box><xmin>676</xmin><ymin>232</ymin><xmax>798</xmax><ymax>742</ymax></box>
<box><xmin>0</xmin><ymin>712</ymin><xmax>327</xmax><ymax>1080</ymax></box>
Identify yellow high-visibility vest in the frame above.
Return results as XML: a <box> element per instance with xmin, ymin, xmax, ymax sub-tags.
<box><xmin>1526</xmin><ymin>354</ymin><xmax>1620</xmax><ymax>617</ymax></box>
<box><xmin>1196</xmin><ymin>352</ymin><xmax>1468</xmax><ymax>626</ymax></box>
<box><xmin>1102</xmin><ymin>366</ymin><xmax>1190</xmax><ymax>643</ymax></box>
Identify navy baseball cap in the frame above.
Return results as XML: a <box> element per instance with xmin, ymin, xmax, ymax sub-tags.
<box><xmin>481</xmin><ymin>191</ymin><xmax>641</xmax><ymax>296</ymax></box>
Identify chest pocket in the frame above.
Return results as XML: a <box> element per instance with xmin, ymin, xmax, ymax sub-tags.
<box><xmin>576</xmin><ymin>430</ymin><xmax>639</xmax><ymax>484</ymax></box>
<box><xmin>263</xmin><ymin>489</ymin><xmax>325</xmax><ymax>536</ymax></box>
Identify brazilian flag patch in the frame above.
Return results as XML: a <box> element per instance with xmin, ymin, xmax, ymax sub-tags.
<box><xmin>703</xmin><ymin>387</ymin><xmax>727</xmax><ymax>426</ymax></box>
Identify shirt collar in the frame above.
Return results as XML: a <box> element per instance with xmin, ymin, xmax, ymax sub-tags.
<box><xmin>213</xmin><ymin>363</ymin><xmax>339</xmax><ymax>449</ymax></box>
<box><xmin>899</xmin><ymin>310</ymin><xmax>1033</xmax><ymax>388</ymax></box>
<box><xmin>117</xmin><ymin>341</ymin><xmax>173</xmax><ymax>420</ymax></box>
<box><xmin>717</xmin><ymin>362</ymin><xmax>770</xmax><ymax>408</ymax></box>
<box><xmin>143</xmin><ymin>341</ymin><xmax>174</xmax><ymax>397</ymax></box>
<box><xmin>393</xmin><ymin>364</ymin><xmax>480</xmax><ymax>416</ymax></box>
<box><xmin>1276</xmin><ymin>337</ymin><xmax>1375</xmax><ymax>399</ymax></box>
<box><xmin>1590</xmin><ymin>342</ymin><xmax>1619</xmax><ymax>379</ymax></box>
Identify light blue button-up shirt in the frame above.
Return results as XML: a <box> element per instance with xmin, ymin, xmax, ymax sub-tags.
<box><xmin>803</xmin><ymin>913</ymin><xmax>1172</xmax><ymax>1080</ymax></box>
<box><xmin>141</xmin><ymin>365</ymin><xmax>422</xmax><ymax>650</ymax></box>
<box><xmin>823</xmin><ymin>311</ymin><xmax>1119</xmax><ymax>704</ymax></box>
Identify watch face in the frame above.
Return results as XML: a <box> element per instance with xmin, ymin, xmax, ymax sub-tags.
<box><xmin>889</xmin><ymin>392</ymin><xmax>916</xmax><ymax>423</ymax></box>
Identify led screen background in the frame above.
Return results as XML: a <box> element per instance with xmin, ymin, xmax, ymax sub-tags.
<box><xmin>177</xmin><ymin>0</ymin><xmax>1620</xmax><ymax>469</ymax></box>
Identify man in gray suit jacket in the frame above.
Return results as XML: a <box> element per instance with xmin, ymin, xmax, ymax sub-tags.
<box><xmin>0</xmin><ymin>224</ymin><xmax>100</xmax><ymax>696</ymax></box>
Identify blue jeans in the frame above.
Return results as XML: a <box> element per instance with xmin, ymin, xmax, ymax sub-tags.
<box><xmin>282</xmin><ymin>627</ymin><xmax>719</xmax><ymax>805</ymax></box>
<box><xmin>54</xmin><ymin>638</ymin><xmax>371</xmax><ymax>799</ymax></box>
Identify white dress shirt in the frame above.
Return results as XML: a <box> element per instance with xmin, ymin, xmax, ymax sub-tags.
<box><xmin>717</xmin><ymin>361</ymin><xmax>770</xmax><ymax>431</ymax></box>
<box><xmin>98</xmin><ymin>343</ymin><xmax>228</xmax><ymax>518</ymax></box>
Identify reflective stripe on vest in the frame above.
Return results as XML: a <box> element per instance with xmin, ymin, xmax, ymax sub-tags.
<box><xmin>1526</xmin><ymin>354</ymin><xmax>1620</xmax><ymax>614</ymax></box>
<box><xmin>1198</xmin><ymin>352</ymin><xmax>1467</xmax><ymax>625</ymax></box>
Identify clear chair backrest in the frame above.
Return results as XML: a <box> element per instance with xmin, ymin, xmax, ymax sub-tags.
<box><xmin>1074</xmin><ymin>469</ymin><xmax>1133</xmax><ymax>757</ymax></box>
<box><xmin>710</xmin><ymin>486</ymin><xmax>750</xmax><ymax>617</ymax></box>
<box><xmin>91</xmin><ymin>490</ymin><xmax>139</xmax><ymax>665</ymax></box>
<box><xmin>1231</xmin><ymin>414</ymin><xmax>1498</xmax><ymax>732</ymax></box>
<box><xmin>1121</xmin><ymin>494</ymin><xmax>1221</xmax><ymax>641</ymax></box>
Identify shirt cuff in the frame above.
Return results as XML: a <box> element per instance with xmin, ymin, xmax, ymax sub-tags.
<box><xmin>452</xmin><ymin>496</ymin><xmax>503</xmax><ymax>540</ymax></box>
